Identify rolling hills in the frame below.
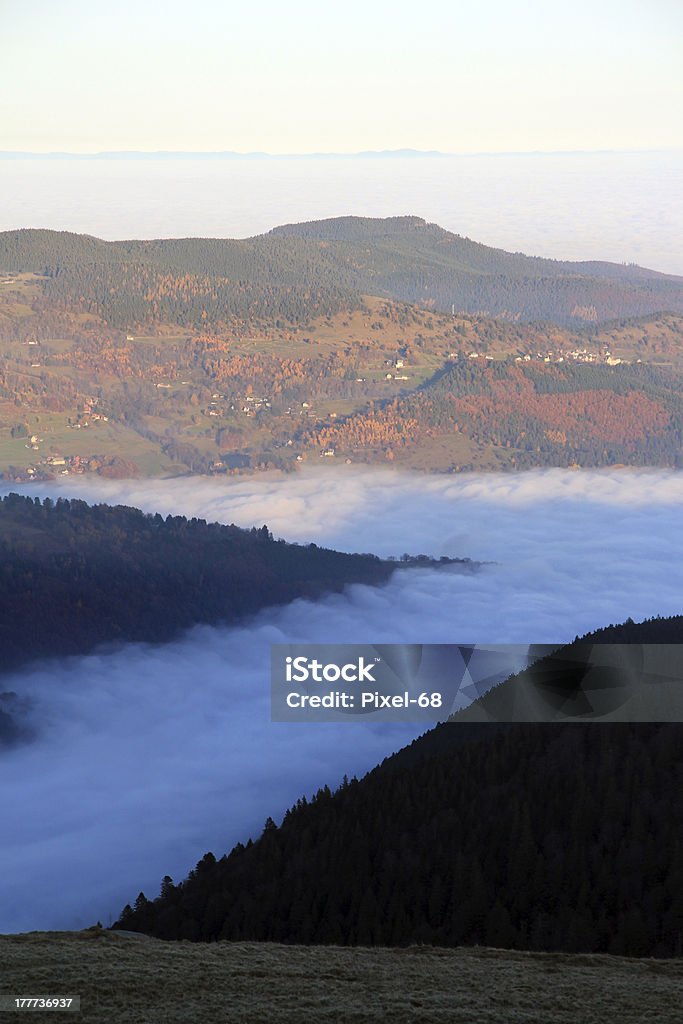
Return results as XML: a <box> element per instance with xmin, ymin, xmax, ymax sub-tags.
<box><xmin>271</xmin><ymin>215</ymin><xmax>683</xmax><ymax>322</ymax></box>
<box><xmin>2</xmin><ymin>216</ymin><xmax>683</xmax><ymax>326</ymax></box>
<box><xmin>3</xmin><ymin>219</ymin><xmax>683</xmax><ymax>479</ymax></box>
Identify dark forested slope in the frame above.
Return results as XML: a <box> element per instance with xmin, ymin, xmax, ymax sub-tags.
<box><xmin>271</xmin><ymin>216</ymin><xmax>683</xmax><ymax>322</ymax></box>
<box><xmin>115</xmin><ymin>614</ymin><xmax>683</xmax><ymax>957</ymax></box>
<box><xmin>0</xmin><ymin>493</ymin><xmax>460</xmax><ymax>675</ymax></box>
<box><xmin>2</xmin><ymin>216</ymin><xmax>682</xmax><ymax>326</ymax></box>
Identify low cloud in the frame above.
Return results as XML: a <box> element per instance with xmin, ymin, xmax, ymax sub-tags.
<box><xmin>2</xmin><ymin>467</ymin><xmax>683</xmax><ymax>933</ymax></box>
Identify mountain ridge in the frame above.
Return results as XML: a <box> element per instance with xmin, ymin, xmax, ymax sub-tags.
<box><xmin>2</xmin><ymin>217</ymin><xmax>682</xmax><ymax>326</ymax></box>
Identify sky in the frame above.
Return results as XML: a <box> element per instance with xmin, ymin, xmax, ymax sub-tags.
<box><xmin>4</xmin><ymin>466</ymin><xmax>683</xmax><ymax>931</ymax></box>
<box><xmin>1</xmin><ymin>0</ymin><xmax>682</xmax><ymax>154</ymax></box>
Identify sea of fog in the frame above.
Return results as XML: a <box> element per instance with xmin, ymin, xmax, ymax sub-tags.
<box><xmin>2</xmin><ymin>466</ymin><xmax>683</xmax><ymax>932</ymax></box>
<box><xmin>1</xmin><ymin>152</ymin><xmax>682</xmax><ymax>274</ymax></box>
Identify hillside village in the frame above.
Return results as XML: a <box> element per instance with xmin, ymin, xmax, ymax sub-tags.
<box><xmin>1</xmin><ymin>240</ymin><xmax>683</xmax><ymax>479</ymax></box>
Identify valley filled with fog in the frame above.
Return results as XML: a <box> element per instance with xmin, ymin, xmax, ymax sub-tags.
<box><xmin>2</xmin><ymin>466</ymin><xmax>683</xmax><ymax>933</ymax></box>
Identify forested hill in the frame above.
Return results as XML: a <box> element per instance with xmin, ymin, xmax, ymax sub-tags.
<box><xmin>0</xmin><ymin>229</ymin><xmax>356</xmax><ymax>324</ymax></box>
<box><xmin>0</xmin><ymin>492</ymin><xmax>464</xmax><ymax>679</ymax></box>
<box><xmin>116</xmin><ymin>614</ymin><xmax>683</xmax><ymax>958</ymax></box>
<box><xmin>270</xmin><ymin>215</ymin><xmax>672</xmax><ymax>282</ymax></box>
<box><xmin>269</xmin><ymin>216</ymin><xmax>683</xmax><ymax>321</ymax></box>
<box><xmin>2</xmin><ymin>216</ymin><xmax>683</xmax><ymax>325</ymax></box>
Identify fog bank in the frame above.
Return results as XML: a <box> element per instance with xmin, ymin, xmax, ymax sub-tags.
<box><xmin>2</xmin><ymin>467</ymin><xmax>683</xmax><ymax>932</ymax></box>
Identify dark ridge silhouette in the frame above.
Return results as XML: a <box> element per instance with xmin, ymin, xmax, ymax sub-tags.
<box><xmin>0</xmin><ymin>492</ymin><xmax>469</xmax><ymax>679</ymax></box>
<box><xmin>115</xmin><ymin>614</ymin><xmax>683</xmax><ymax>957</ymax></box>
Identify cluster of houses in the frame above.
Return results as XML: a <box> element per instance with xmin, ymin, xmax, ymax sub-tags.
<box><xmin>67</xmin><ymin>410</ymin><xmax>108</xmax><ymax>429</ymax></box>
<box><xmin>240</xmin><ymin>394</ymin><xmax>270</xmax><ymax>417</ymax></box>
<box><xmin>452</xmin><ymin>348</ymin><xmax>627</xmax><ymax>367</ymax></box>
<box><xmin>67</xmin><ymin>399</ymin><xmax>109</xmax><ymax>429</ymax></box>
<box><xmin>10</xmin><ymin>396</ymin><xmax>112</xmax><ymax>480</ymax></box>
<box><xmin>512</xmin><ymin>348</ymin><xmax>626</xmax><ymax>366</ymax></box>
<box><xmin>12</xmin><ymin>453</ymin><xmax>105</xmax><ymax>482</ymax></box>
<box><xmin>20</xmin><ymin>402</ymin><xmax>108</xmax><ymax>459</ymax></box>
<box><xmin>283</xmin><ymin>402</ymin><xmax>314</xmax><ymax>417</ymax></box>
<box><xmin>44</xmin><ymin>454</ymin><xmax>103</xmax><ymax>475</ymax></box>
<box><xmin>383</xmin><ymin>358</ymin><xmax>410</xmax><ymax>381</ymax></box>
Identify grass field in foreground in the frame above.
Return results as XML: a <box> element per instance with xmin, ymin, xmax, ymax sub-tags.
<box><xmin>1</xmin><ymin>931</ymin><xmax>681</xmax><ymax>1023</ymax></box>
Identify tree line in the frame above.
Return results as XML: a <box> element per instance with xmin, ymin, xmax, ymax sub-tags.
<box><xmin>0</xmin><ymin>493</ymin><xmax>397</xmax><ymax>677</ymax></box>
<box><xmin>116</xmin><ymin>614</ymin><xmax>683</xmax><ymax>957</ymax></box>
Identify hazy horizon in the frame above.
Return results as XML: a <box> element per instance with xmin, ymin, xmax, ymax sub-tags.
<box><xmin>4</xmin><ymin>147</ymin><xmax>681</xmax><ymax>157</ymax></box>
<box><xmin>2</xmin><ymin>151</ymin><xmax>682</xmax><ymax>274</ymax></box>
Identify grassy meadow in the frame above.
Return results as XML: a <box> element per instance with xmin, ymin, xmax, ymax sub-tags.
<box><xmin>0</xmin><ymin>931</ymin><xmax>681</xmax><ymax>1023</ymax></box>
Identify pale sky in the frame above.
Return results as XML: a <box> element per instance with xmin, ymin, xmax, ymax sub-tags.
<box><xmin>1</xmin><ymin>0</ymin><xmax>682</xmax><ymax>154</ymax></box>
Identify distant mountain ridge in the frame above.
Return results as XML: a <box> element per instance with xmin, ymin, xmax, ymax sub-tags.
<box><xmin>2</xmin><ymin>216</ymin><xmax>682</xmax><ymax>324</ymax></box>
<box><xmin>0</xmin><ymin>149</ymin><xmax>449</xmax><ymax>159</ymax></box>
